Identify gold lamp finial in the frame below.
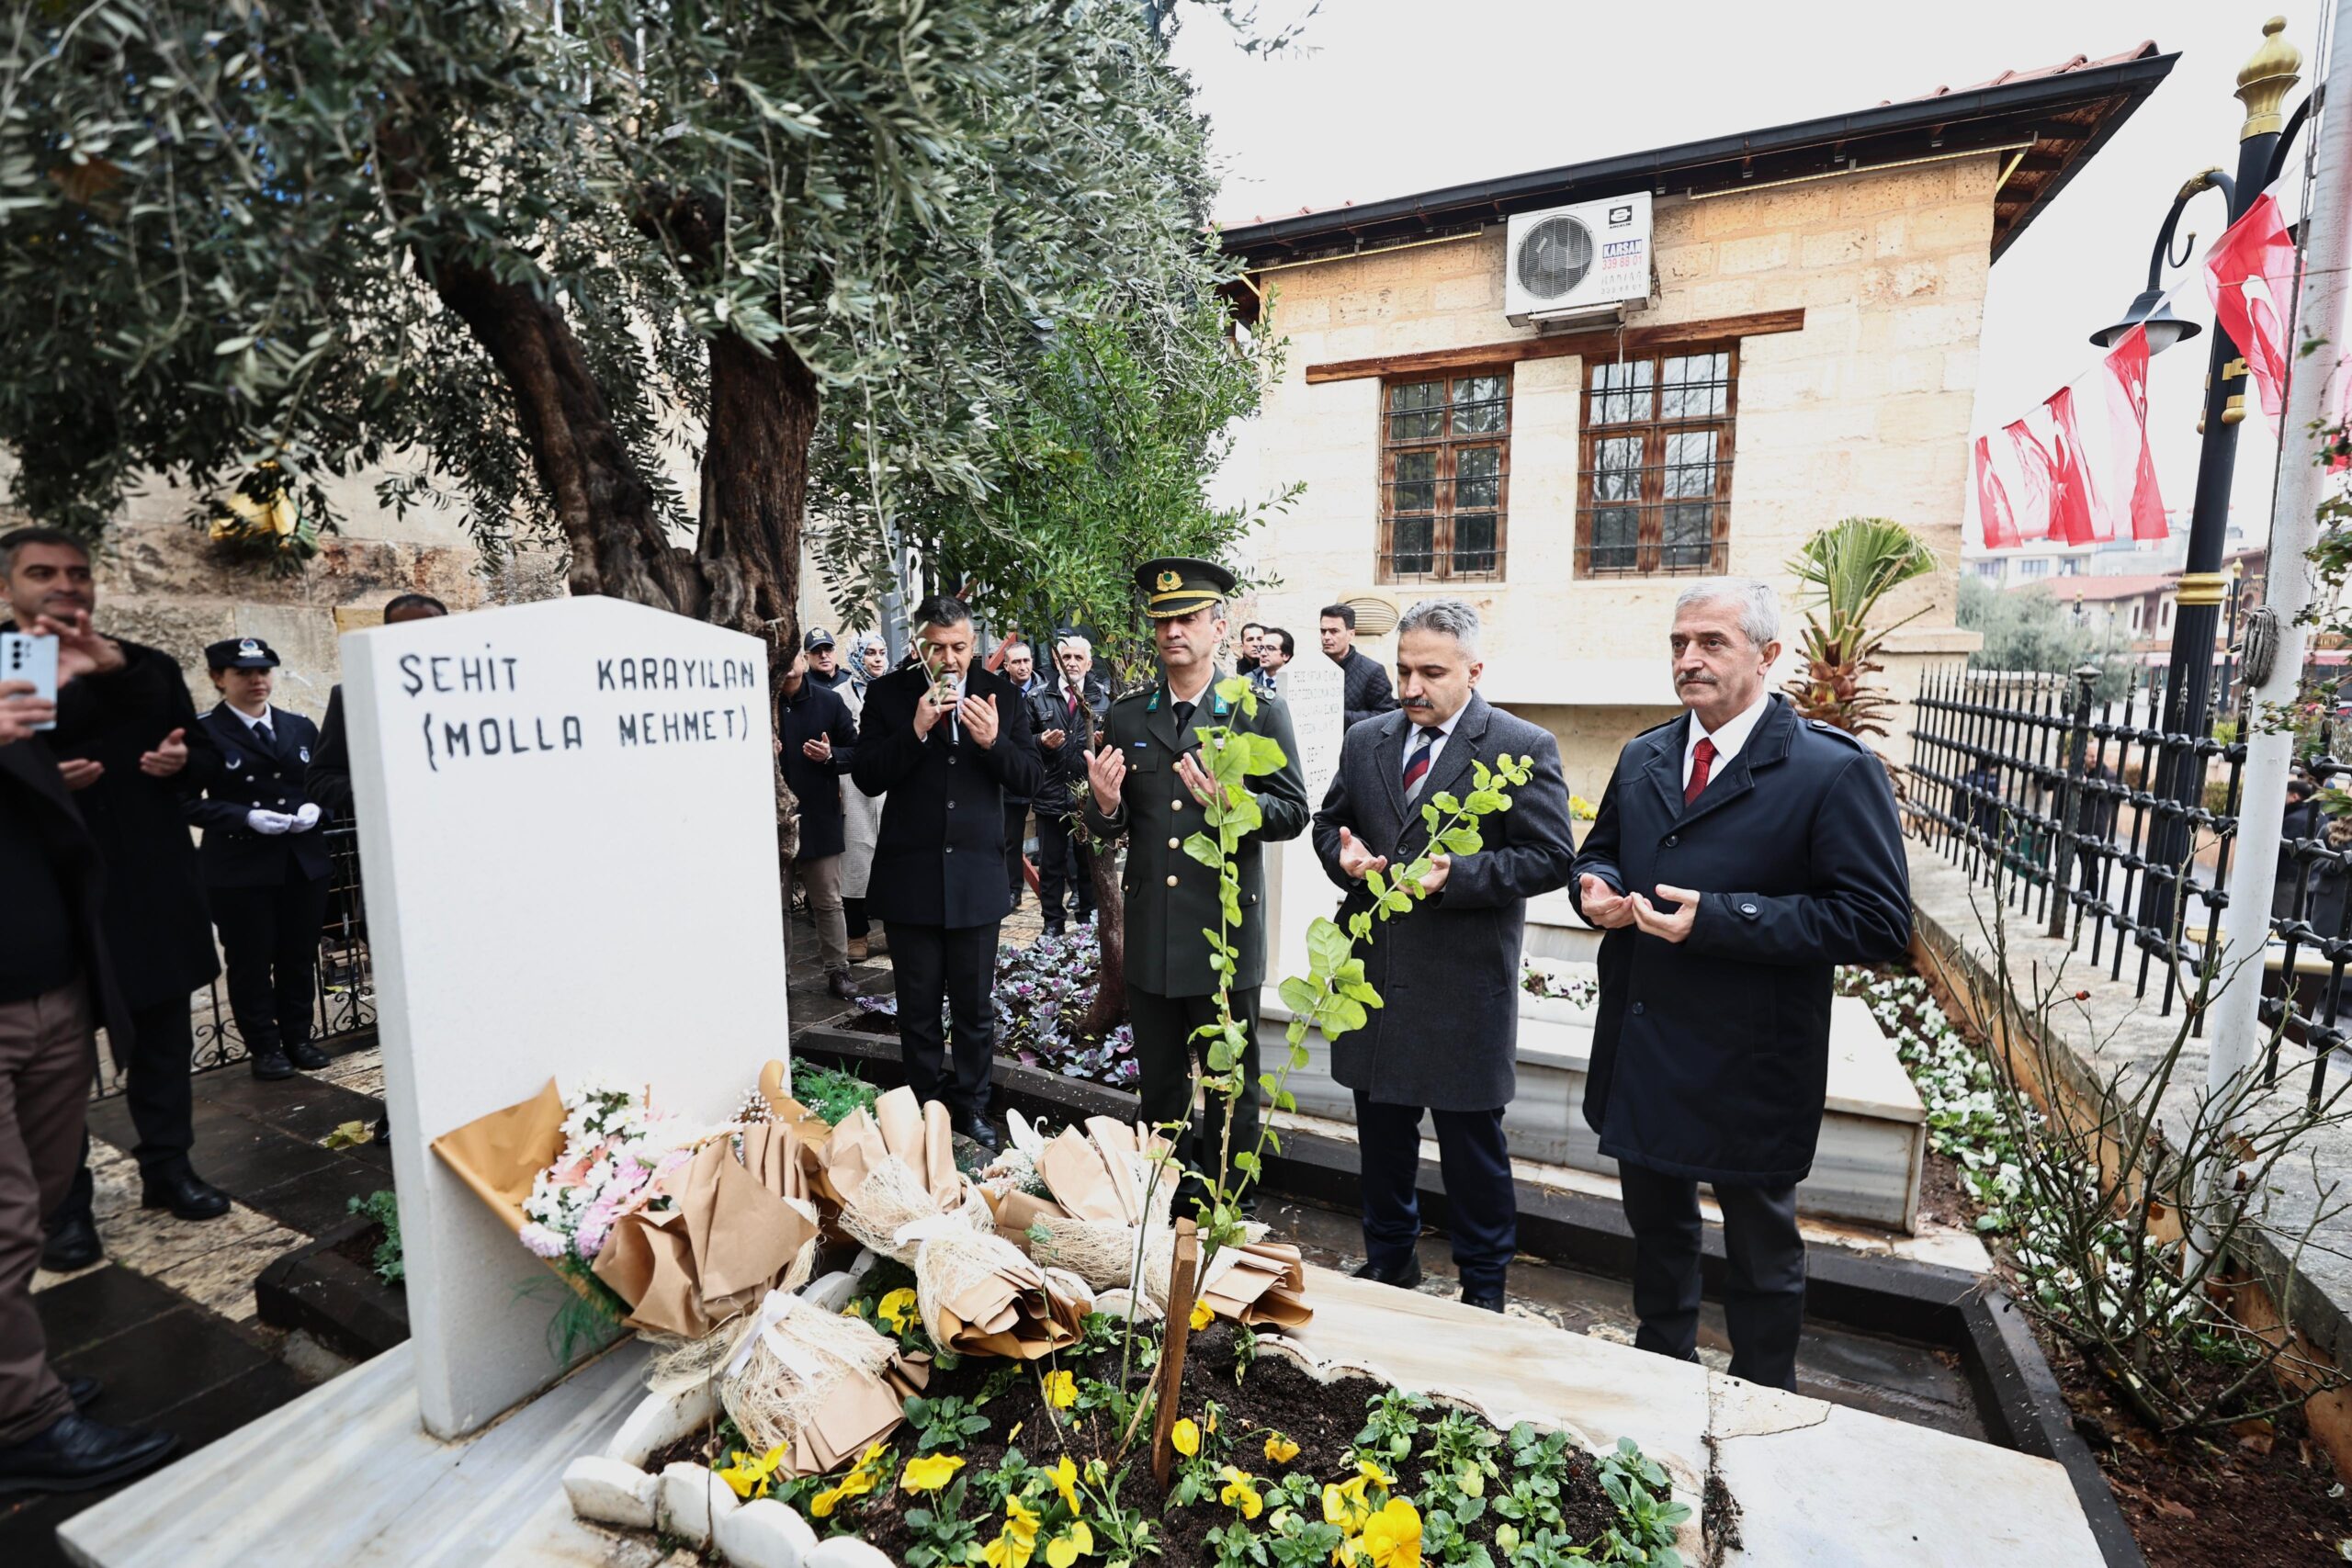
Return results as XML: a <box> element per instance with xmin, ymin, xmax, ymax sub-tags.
<box><xmin>2237</xmin><ymin>17</ymin><xmax>2302</xmax><ymax>141</ymax></box>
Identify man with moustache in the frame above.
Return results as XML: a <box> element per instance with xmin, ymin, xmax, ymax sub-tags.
<box><xmin>1571</xmin><ymin>579</ymin><xmax>1909</xmax><ymax>1392</ymax></box>
<box><xmin>852</xmin><ymin>595</ymin><xmax>1042</xmax><ymax>1150</ymax></box>
<box><xmin>1027</xmin><ymin>633</ymin><xmax>1112</xmax><ymax>937</ymax></box>
<box><xmin>1083</xmin><ymin>558</ymin><xmax>1308</xmax><ymax>1204</ymax></box>
<box><xmin>0</xmin><ymin>527</ymin><xmax>232</xmax><ymax>1270</ymax></box>
<box><xmin>1312</xmin><ymin>598</ymin><xmax>1575</xmax><ymax>1308</ymax></box>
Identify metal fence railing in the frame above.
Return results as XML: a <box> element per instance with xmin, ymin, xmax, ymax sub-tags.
<box><xmin>1908</xmin><ymin>657</ymin><xmax>2350</xmax><ymax>1107</ymax></box>
<box><xmin>93</xmin><ymin>825</ymin><xmax>379</xmax><ymax>1100</ymax></box>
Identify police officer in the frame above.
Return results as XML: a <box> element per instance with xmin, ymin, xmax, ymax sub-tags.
<box><xmin>1081</xmin><ymin>559</ymin><xmax>1308</xmax><ymax>1205</ymax></box>
<box><xmin>186</xmin><ymin>638</ymin><xmax>334</xmax><ymax>1081</ymax></box>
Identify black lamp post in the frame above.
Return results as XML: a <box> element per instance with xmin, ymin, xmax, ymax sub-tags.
<box><xmin>2087</xmin><ymin>17</ymin><xmax>2305</xmax><ymax>938</ymax></box>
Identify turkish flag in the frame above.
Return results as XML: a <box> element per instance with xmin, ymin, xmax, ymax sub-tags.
<box><xmin>2004</xmin><ymin>412</ymin><xmax>2054</xmax><ymax>541</ymax></box>
<box><xmin>2042</xmin><ymin>386</ymin><xmax>2108</xmax><ymax>545</ymax></box>
<box><xmin>2204</xmin><ymin>193</ymin><xmax>2301</xmax><ymax>428</ymax></box>
<box><xmin>2101</xmin><ymin>325</ymin><xmax>2168</xmax><ymax>540</ymax></box>
<box><xmin>1974</xmin><ymin>435</ymin><xmax>2021</xmax><ymax>548</ymax></box>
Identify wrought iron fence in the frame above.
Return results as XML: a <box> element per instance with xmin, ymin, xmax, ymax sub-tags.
<box><xmin>1908</xmin><ymin>655</ymin><xmax>2350</xmax><ymax>1106</ymax></box>
<box><xmin>92</xmin><ymin>826</ymin><xmax>378</xmax><ymax>1100</ymax></box>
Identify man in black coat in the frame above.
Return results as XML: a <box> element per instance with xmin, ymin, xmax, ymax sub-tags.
<box><xmin>307</xmin><ymin>592</ymin><xmax>448</xmax><ymax>818</ymax></box>
<box><xmin>1571</xmin><ymin>579</ymin><xmax>1909</xmax><ymax>1393</ymax></box>
<box><xmin>187</xmin><ymin>638</ymin><xmax>335</xmax><ymax>1083</ymax></box>
<box><xmin>776</xmin><ymin>649</ymin><xmax>862</xmax><ymax>1000</ymax></box>
<box><xmin>1</xmin><ymin>527</ymin><xmax>232</xmax><ymax>1270</ymax></box>
<box><xmin>1319</xmin><ymin>604</ymin><xmax>1398</xmax><ymax>730</ymax></box>
<box><xmin>1313</xmin><ymin>598</ymin><xmax>1577</xmax><ymax>1309</ymax></box>
<box><xmin>850</xmin><ymin>595</ymin><xmax>1042</xmax><ymax>1149</ymax></box>
<box><xmin>0</xmin><ymin>682</ymin><xmax>181</xmax><ymax>1494</ymax></box>
<box><xmin>1027</xmin><ymin>633</ymin><xmax>1111</xmax><ymax>937</ymax></box>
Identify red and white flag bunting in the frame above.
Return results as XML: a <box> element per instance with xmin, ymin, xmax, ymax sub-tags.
<box><xmin>2102</xmin><ymin>325</ymin><xmax>2169</xmax><ymax>541</ymax></box>
<box><xmin>2203</xmin><ymin>193</ymin><xmax>2300</xmax><ymax>429</ymax></box>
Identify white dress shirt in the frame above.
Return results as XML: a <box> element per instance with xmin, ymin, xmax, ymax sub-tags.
<box><xmin>230</xmin><ymin>703</ymin><xmax>278</xmax><ymax>738</ymax></box>
<box><xmin>1681</xmin><ymin>691</ymin><xmax>1770</xmax><ymax>790</ymax></box>
<box><xmin>1404</xmin><ymin>705</ymin><xmax>1464</xmax><ymax>793</ymax></box>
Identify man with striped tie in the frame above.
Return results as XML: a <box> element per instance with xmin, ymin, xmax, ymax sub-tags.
<box><xmin>1570</xmin><ymin>579</ymin><xmax>1909</xmax><ymax>1392</ymax></box>
<box><xmin>1310</xmin><ymin>598</ymin><xmax>1575</xmax><ymax>1310</ymax></box>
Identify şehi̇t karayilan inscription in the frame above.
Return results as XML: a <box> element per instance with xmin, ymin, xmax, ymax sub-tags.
<box><xmin>395</xmin><ymin>643</ymin><xmax>763</xmax><ymax>769</ymax></box>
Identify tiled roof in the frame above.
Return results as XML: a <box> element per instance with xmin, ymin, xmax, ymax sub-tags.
<box><xmin>1890</xmin><ymin>42</ymin><xmax>2161</xmax><ymax>104</ymax></box>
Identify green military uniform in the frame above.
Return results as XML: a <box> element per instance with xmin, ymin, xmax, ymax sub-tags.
<box><xmin>1082</xmin><ymin>558</ymin><xmax>1309</xmax><ymax>1197</ymax></box>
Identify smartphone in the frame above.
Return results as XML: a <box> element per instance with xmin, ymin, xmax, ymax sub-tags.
<box><xmin>0</xmin><ymin>631</ymin><xmax>58</xmax><ymax>730</ymax></box>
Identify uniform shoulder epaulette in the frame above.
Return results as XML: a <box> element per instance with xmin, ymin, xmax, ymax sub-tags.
<box><xmin>1111</xmin><ymin>682</ymin><xmax>1156</xmax><ymax>705</ymax></box>
<box><xmin>1804</xmin><ymin>717</ymin><xmax>1872</xmax><ymax>750</ymax></box>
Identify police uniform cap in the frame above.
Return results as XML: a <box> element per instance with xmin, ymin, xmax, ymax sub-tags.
<box><xmin>804</xmin><ymin>627</ymin><xmax>837</xmax><ymax>651</ymax></box>
<box><xmin>1134</xmin><ymin>557</ymin><xmax>1237</xmax><ymax>621</ymax></box>
<box><xmin>206</xmin><ymin>636</ymin><xmax>280</xmax><ymax>671</ymax></box>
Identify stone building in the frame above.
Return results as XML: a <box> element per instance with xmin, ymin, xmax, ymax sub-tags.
<box><xmin>1214</xmin><ymin>43</ymin><xmax>2171</xmax><ymax>795</ymax></box>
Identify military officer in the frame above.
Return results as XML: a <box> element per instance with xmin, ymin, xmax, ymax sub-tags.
<box><xmin>186</xmin><ymin>638</ymin><xmax>336</xmax><ymax>1081</ymax></box>
<box><xmin>1082</xmin><ymin>558</ymin><xmax>1309</xmax><ymax>1207</ymax></box>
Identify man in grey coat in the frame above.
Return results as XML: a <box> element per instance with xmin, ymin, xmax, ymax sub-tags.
<box><xmin>1311</xmin><ymin>598</ymin><xmax>1577</xmax><ymax>1309</ymax></box>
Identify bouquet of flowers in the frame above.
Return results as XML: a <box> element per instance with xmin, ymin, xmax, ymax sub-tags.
<box><xmin>517</xmin><ymin>1077</ymin><xmax>715</xmax><ymax>1273</ymax></box>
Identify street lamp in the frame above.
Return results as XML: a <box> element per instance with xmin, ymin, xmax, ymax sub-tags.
<box><xmin>2096</xmin><ymin>17</ymin><xmax>2307</xmax><ymax>943</ymax></box>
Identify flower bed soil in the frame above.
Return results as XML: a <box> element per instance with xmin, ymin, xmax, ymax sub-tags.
<box><xmin>1860</xmin><ymin>962</ymin><xmax>2352</xmax><ymax>1568</ymax></box>
<box><xmin>649</xmin><ymin>1320</ymin><xmax>1627</xmax><ymax>1567</ymax></box>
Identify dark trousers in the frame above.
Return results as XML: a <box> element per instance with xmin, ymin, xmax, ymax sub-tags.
<box><xmin>45</xmin><ymin>997</ymin><xmax>198</xmax><ymax>1233</ymax></box>
<box><xmin>1354</xmin><ymin>1094</ymin><xmax>1516</xmax><ymax>1297</ymax></box>
<box><xmin>1131</xmin><ymin>986</ymin><xmax>1261</xmax><ymax>1204</ymax></box>
<box><xmin>844</xmin><ymin>896</ymin><xmax>869</xmax><ymax>942</ymax></box>
<box><xmin>1035</xmin><ymin>811</ymin><xmax>1094</xmax><ymax>931</ymax></box>
<box><xmin>209</xmin><ymin>874</ymin><xmax>332</xmax><ymax>1055</ymax></box>
<box><xmin>1617</xmin><ymin>1161</ymin><xmax>1806</xmax><ymax>1392</ymax></box>
<box><xmin>1</xmin><ymin>980</ymin><xmax>93</xmax><ymax>1445</ymax></box>
<box><xmin>1002</xmin><ymin>803</ymin><xmax>1030</xmax><ymax>902</ymax></box>
<box><xmin>889</xmin><ymin>921</ymin><xmax>999</xmax><ymax>1122</ymax></box>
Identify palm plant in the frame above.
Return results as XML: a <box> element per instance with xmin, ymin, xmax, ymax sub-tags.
<box><xmin>1783</xmin><ymin>516</ymin><xmax>1939</xmax><ymax>738</ymax></box>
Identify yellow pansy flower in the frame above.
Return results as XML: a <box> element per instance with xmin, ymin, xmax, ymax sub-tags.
<box><xmin>877</xmin><ymin>1287</ymin><xmax>920</xmax><ymax>1334</ymax></box>
<box><xmin>1264</xmin><ymin>1433</ymin><xmax>1300</xmax><ymax>1465</ymax></box>
<box><xmin>1323</xmin><ymin>1480</ymin><xmax>1370</xmax><ymax>1533</ymax></box>
<box><xmin>808</xmin><ymin>1441</ymin><xmax>888</xmax><ymax>1518</ymax></box>
<box><xmin>983</xmin><ymin>1495</ymin><xmax>1042</xmax><ymax>1568</ymax></box>
<box><xmin>1189</xmin><ymin>1299</ymin><xmax>1214</xmax><ymax>1331</ymax></box>
<box><xmin>1353</xmin><ymin>1460</ymin><xmax>1392</xmax><ymax>1489</ymax></box>
<box><xmin>1042</xmin><ymin>1370</ymin><xmax>1078</xmax><ymax>1410</ymax></box>
<box><xmin>1170</xmin><ymin>1418</ymin><xmax>1200</xmax><ymax>1458</ymax></box>
<box><xmin>1358</xmin><ymin>1498</ymin><xmax>1422</xmax><ymax>1568</ymax></box>
<box><xmin>901</xmin><ymin>1453</ymin><xmax>965</xmax><ymax>1493</ymax></box>
<box><xmin>1049</xmin><ymin>1455</ymin><xmax>1083</xmax><ymax>1516</ymax></box>
<box><xmin>1044</xmin><ymin>1520</ymin><xmax>1094</xmax><ymax>1568</ymax></box>
<box><xmin>715</xmin><ymin>1443</ymin><xmax>787</xmax><ymax>1500</ymax></box>
<box><xmin>1218</xmin><ymin>1467</ymin><xmax>1263</xmax><ymax>1520</ymax></box>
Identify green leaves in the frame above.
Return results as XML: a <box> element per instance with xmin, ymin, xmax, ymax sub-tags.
<box><xmin>1441</xmin><ymin>827</ymin><xmax>1483</xmax><ymax>855</ymax></box>
<box><xmin>1184</xmin><ymin>832</ymin><xmax>1225</xmax><ymax>869</ymax></box>
<box><xmin>1306</xmin><ymin>917</ymin><xmax>1353</xmax><ymax>975</ymax></box>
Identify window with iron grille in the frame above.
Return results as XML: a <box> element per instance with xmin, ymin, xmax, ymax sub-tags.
<box><xmin>1575</xmin><ymin>345</ymin><xmax>1737</xmax><ymax>577</ymax></box>
<box><xmin>1378</xmin><ymin>370</ymin><xmax>1510</xmax><ymax>583</ymax></box>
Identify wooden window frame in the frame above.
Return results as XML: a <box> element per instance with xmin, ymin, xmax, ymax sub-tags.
<box><xmin>1574</xmin><ymin>343</ymin><xmax>1740</xmax><ymax>579</ymax></box>
<box><xmin>1376</xmin><ymin>367</ymin><xmax>1511</xmax><ymax>585</ymax></box>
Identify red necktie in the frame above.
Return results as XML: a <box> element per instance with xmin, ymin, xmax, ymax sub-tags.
<box><xmin>1685</xmin><ymin>737</ymin><xmax>1716</xmax><ymax>807</ymax></box>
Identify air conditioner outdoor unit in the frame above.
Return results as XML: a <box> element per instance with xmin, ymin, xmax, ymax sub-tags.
<box><xmin>1503</xmin><ymin>192</ymin><xmax>1654</xmax><ymax>326</ymax></box>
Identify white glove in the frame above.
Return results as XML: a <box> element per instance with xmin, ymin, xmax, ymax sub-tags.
<box><xmin>245</xmin><ymin>809</ymin><xmax>294</xmax><ymax>836</ymax></box>
<box><xmin>291</xmin><ymin>802</ymin><xmax>322</xmax><ymax>832</ymax></box>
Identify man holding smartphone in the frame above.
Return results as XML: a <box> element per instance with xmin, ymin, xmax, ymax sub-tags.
<box><xmin>850</xmin><ymin>595</ymin><xmax>1042</xmax><ymax>1150</ymax></box>
<box><xmin>0</xmin><ymin>527</ymin><xmax>232</xmax><ymax>1273</ymax></box>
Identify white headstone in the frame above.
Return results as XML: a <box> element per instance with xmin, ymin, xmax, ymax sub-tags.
<box><xmin>1265</xmin><ymin>650</ymin><xmax>1348</xmax><ymax>992</ymax></box>
<box><xmin>343</xmin><ymin>597</ymin><xmax>790</xmax><ymax>1438</ymax></box>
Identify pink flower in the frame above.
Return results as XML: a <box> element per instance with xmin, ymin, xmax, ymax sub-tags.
<box><xmin>518</xmin><ymin>1223</ymin><xmax>568</xmax><ymax>1259</ymax></box>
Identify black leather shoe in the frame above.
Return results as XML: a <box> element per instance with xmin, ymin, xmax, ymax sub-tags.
<box><xmin>249</xmin><ymin>1049</ymin><xmax>295</xmax><ymax>1081</ymax></box>
<box><xmin>141</xmin><ymin>1166</ymin><xmax>231</xmax><ymax>1222</ymax></box>
<box><xmin>40</xmin><ymin>1213</ymin><xmax>101</xmax><ymax>1273</ymax></box>
<box><xmin>286</xmin><ymin>1041</ymin><xmax>330</xmax><ymax>1070</ymax></box>
<box><xmin>1352</xmin><ymin>1255</ymin><xmax>1425</xmax><ymax>1291</ymax></box>
<box><xmin>1462</xmin><ymin>1290</ymin><xmax>1506</xmax><ymax>1314</ymax></box>
<box><xmin>0</xmin><ymin>1411</ymin><xmax>178</xmax><ymax>1496</ymax></box>
<box><xmin>67</xmin><ymin>1377</ymin><xmax>100</xmax><ymax>1410</ymax></box>
<box><xmin>954</xmin><ymin>1115</ymin><xmax>1001</xmax><ymax>1154</ymax></box>
<box><xmin>826</xmin><ymin>970</ymin><xmax>864</xmax><ymax>1002</ymax></box>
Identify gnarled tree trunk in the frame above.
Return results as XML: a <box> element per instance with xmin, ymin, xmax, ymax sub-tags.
<box><xmin>697</xmin><ymin>331</ymin><xmax>818</xmax><ymax>667</ymax></box>
<box><xmin>1076</xmin><ymin>842</ymin><xmax>1126</xmax><ymax>1039</ymax></box>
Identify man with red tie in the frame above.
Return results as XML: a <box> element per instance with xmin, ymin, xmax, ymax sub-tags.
<box><xmin>1569</xmin><ymin>579</ymin><xmax>1909</xmax><ymax>1392</ymax></box>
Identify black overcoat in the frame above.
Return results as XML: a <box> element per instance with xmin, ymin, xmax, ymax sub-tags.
<box><xmin>308</xmin><ymin>684</ymin><xmax>355</xmax><ymax>819</ymax></box>
<box><xmin>11</xmin><ymin>628</ymin><xmax>221</xmax><ymax>1010</ymax></box>
<box><xmin>187</xmin><ymin>704</ymin><xmax>334</xmax><ymax>888</ymax></box>
<box><xmin>0</xmin><ymin>737</ymin><xmax>133</xmax><ymax>1059</ymax></box>
<box><xmin>1570</xmin><ymin>697</ymin><xmax>1911</xmax><ymax>1186</ymax></box>
<box><xmin>1026</xmin><ymin>671</ymin><xmax>1111</xmax><ymax>819</ymax></box>
<box><xmin>1311</xmin><ymin>694</ymin><xmax>1577</xmax><ymax>1111</ymax></box>
<box><xmin>851</xmin><ymin>662</ymin><xmax>1043</xmax><ymax>929</ymax></box>
<box><xmin>777</xmin><ymin>678</ymin><xmax>858</xmax><ymax>863</ymax></box>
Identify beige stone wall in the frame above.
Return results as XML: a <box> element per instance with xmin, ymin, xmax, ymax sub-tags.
<box><xmin>1227</xmin><ymin>155</ymin><xmax>1996</xmax><ymax>790</ymax></box>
